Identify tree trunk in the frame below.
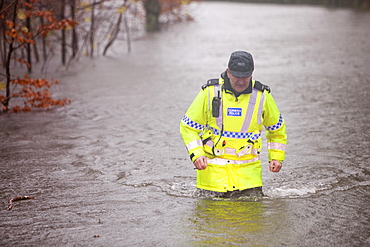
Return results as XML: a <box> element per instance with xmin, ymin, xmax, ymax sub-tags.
<box><xmin>123</xmin><ymin>0</ymin><xmax>131</xmax><ymax>53</ymax></box>
<box><xmin>26</xmin><ymin>0</ymin><xmax>31</xmax><ymax>73</ymax></box>
<box><xmin>61</xmin><ymin>0</ymin><xmax>66</xmax><ymax>65</ymax></box>
<box><xmin>71</xmin><ymin>0</ymin><xmax>78</xmax><ymax>58</ymax></box>
<box><xmin>144</xmin><ymin>0</ymin><xmax>161</xmax><ymax>32</ymax></box>
<box><xmin>90</xmin><ymin>1</ymin><xmax>95</xmax><ymax>57</ymax></box>
<box><xmin>33</xmin><ymin>41</ymin><xmax>39</xmax><ymax>63</ymax></box>
<box><xmin>103</xmin><ymin>8</ymin><xmax>123</xmax><ymax>56</ymax></box>
<box><xmin>0</xmin><ymin>6</ymin><xmax>6</xmax><ymax>67</ymax></box>
<box><xmin>4</xmin><ymin>0</ymin><xmax>19</xmax><ymax>112</ymax></box>
<box><xmin>40</xmin><ymin>16</ymin><xmax>47</xmax><ymax>62</ymax></box>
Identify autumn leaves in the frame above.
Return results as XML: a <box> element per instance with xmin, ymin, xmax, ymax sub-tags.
<box><xmin>1</xmin><ymin>0</ymin><xmax>76</xmax><ymax>113</ymax></box>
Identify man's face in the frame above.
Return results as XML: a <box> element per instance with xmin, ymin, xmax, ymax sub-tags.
<box><xmin>226</xmin><ymin>69</ymin><xmax>252</xmax><ymax>93</ymax></box>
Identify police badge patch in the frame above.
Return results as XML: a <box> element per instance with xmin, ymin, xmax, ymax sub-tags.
<box><xmin>227</xmin><ymin>108</ymin><xmax>242</xmax><ymax>116</ymax></box>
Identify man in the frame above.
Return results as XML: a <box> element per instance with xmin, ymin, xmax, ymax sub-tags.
<box><xmin>180</xmin><ymin>51</ymin><xmax>287</xmax><ymax>198</ymax></box>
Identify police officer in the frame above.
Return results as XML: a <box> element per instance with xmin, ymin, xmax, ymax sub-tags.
<box><xmin>180</xmin><ymin>51</ymin><xmax>287</xmax><ymax>198</ymax></box>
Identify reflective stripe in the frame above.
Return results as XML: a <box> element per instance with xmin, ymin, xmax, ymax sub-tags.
<box><xmin>257</xmin><ymin>92</ymin><xmax>265</xmax><ymax>125</ymax></box>
<box><xmin>265</xmin><ymin>114</ymin><xmax>284</xmax><ymax>131</ymax></box>
<box><xmin>268</xmin><ymin>142</ymin><xmax>286</xmax><ymax>151</ymax></box>
<box><xmin>214</xmin><ymin>84</ymin><xmax>223</xmax><ymax>129</ymax></box>
<box><xmin>219</xmin><ymin>130</ymin><xmax>252</xmax><ymax>139</ymax></box>
<box><xmin>182</xmin><ymin>115</ymin><xmax>204</xmax><ymax>130</ymax></box>
<box><xmin>207</xmin><ymin>84</ymin><xmax>212</xmax><ymax>112</ymax></box>
<box><xmin>204</xmin><ymin>139</ymin><xmax>214</xmax><ymax>148</ymax></box>
<box><xmin>241</xmin><ymin>88</ymin><xmax>258</xmax><ymax>132</ymax></box>
<box><xmin>250</xmin><ymin>132</ymin><xmax>261</xmax><ymax>141</ymax></box>
<box><xmin>225</xmin><ymin>147</ymin><xmax>260</xmax><ymax>156</ymax></box>
<box><xmin>211</xmin><ymin>128</ymin><xmax>261</xmax><ymax>140</ymax></box>
<box><xmin>207</xmin><ymin>156</ymin><xmax>260</xmax><ymax>166</ymax></box>
<box><xmin>186</xmin><ymin>139</ymin><xmax>203</xmax><ymax>151</ymax></box>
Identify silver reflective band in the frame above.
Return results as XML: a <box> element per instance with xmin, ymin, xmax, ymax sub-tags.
<box><xmin>186</xmin><ymin>139</ymin><xmax>203</xmax><ymax>151</ymax></box>
<box><xmin>214</xmin><ymin>84</ymin><xmax>223</xmax><ymax>129</ymax></box>
<box><xmin>268</xmin><ymin>142</ymin><xmax>286</xmax><ymax>151</ymax></box>
<box><xmin>226</xmin><ymin>147</ymin><xmax>260</xmax><ymax>156</ymax></box>
<box><xmin>241</xmin><ymin>87</ymin><xmax>258</xmax><ymax>132</ymax></box>
<box><xmin>206</xmin><ymin>156</ymin><xmax>260</xmax><ymax>166</ymax></box>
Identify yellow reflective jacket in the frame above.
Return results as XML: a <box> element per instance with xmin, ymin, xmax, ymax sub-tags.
<box><xmin>180</xmin><ymin>75</ymin><xmax>287</xmax><ymax>192</ymax></box>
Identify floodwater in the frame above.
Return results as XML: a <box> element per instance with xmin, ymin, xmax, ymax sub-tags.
<box><xmin>1</xmin><ymin>2</ymin><xmax>369</xmax><ymax>246</ymax></box>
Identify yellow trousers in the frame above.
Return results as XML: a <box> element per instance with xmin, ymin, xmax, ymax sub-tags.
<box><xmin>196</xmin><ymin>158</ymin><xmax>262</xmax><ymax>192</ymax></box>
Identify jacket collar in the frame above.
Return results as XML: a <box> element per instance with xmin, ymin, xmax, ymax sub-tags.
<box><xmin>220</xmin><ymin>71</ymin><xmax>252</xmax><ymax>97</ymax></box>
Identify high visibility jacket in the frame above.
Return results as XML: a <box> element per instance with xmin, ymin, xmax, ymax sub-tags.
<box><xmin>180</xmin><ymin>75</ymin><xmax>287</xmax><ymax>192</ymax></box>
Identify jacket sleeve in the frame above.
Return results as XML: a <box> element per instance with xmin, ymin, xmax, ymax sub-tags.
<box><xmin>180</xmin><ymin>89</ymin><xmax>209</xmax><ymax>162</ymax></box>
<box><xmin>262</xmin><ymin>92</ymin><xmax>287</xmax><ymax>162</ymax></box>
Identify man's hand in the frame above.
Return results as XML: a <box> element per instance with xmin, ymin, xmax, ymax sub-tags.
<box><xmin>194</xmin><ymin>156</ymin><xmax>208</xmax><ymax>170</ymax></box>
<box><xmin>269</xmin><ymin>160</ymin><xmax>282</xmax><ymax>173</ymax></box>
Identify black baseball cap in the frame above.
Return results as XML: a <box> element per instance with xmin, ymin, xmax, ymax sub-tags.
<box><xmin>228</xmin><ymin>51</ymin><xmax>254</xmax><ymax>78</ymax></box>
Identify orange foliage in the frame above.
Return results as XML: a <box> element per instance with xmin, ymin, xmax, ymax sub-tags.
<box><xmin>159</xmin><ymin>0</ymin><xmax>199</xmax><ymax>21</ymax></box>
<box><xmin>160</xmin><ymin>0</ymin><xmax>182</xmax><ymax>14</ymax></box>
<box><xmin>13</xmin><ymin>57</ymin><xmax>31</xmax><ymax>68</ymax></box>
<box><xmin>0</xmin><ymin>0</ymin><xmax>74</xmax><ymax>113</ymax></box>
<box><xmin>4</xmin><ymin>20</ymin><xmax>34</xmax><ymax>45</ymax></box>
<box><xmin>34</xmin><ymin>13</ymin><xmax>77</xmax><ymax>37</ymax></box>
<box><xmin>7</xmin><ymin>75</ymin><xmax>71</xmax><ymax>113</ymax></box>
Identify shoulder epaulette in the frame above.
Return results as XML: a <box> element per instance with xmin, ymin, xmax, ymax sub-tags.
<box><xmin>202</xmin><ymin>78</ymin><xmax>219</xmax><ymax>90</ymax></box>
<box><xmin>253</xmin><ymin>80</ymin><xmax>271</xmax><ymax>93</ymax></box>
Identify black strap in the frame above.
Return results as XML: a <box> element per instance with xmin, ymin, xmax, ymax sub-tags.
<box><xmin>202</xmin><ymin>136</ymin><xmax>212</xmax><ymax>145</ymax></box>
<box><xmin>202</xmin><ymin>78</ymin><xmax>219</xmax><ymax>90</ymax></box>
<box><xmin>253</xmin><ymin>81</ymin><xmax>271</xmax><ymax>93</ymax></box>
<box><xmin>190</xmin><ymin>153</ymin><xmax>195</xmax><ymax>161</ymax></box>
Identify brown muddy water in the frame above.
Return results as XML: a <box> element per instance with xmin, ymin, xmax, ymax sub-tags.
<box><xmin>1</xmin><ymin>2</ymin><xmax>369</xmax><ymax>246</ymax></box>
